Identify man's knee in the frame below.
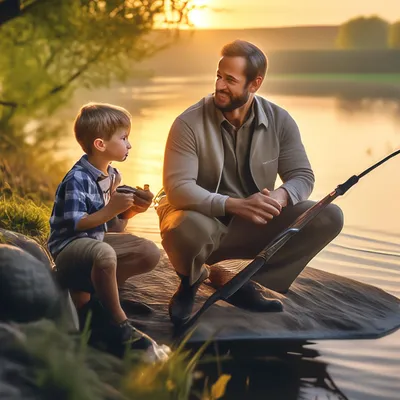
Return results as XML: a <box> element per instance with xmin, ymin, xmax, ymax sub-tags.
<box><xmin>317</xmin><ymin>203</ymin><xmax>344</xmax><ymax>238</ymax></box>
<box><xmin>139</xmin><ymin>240</ymin><xmax>160</xmax><ymax>273</ymax></box>
<box><xmin>162</xmin><ymin>210</ymin><xmax>217</xmax><ymax>252</ymax></box>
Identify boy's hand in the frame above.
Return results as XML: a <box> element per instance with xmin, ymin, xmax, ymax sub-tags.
<box><xmin>133</xmin><ymin>187</ymin><xmax>154</xmax><ymax>213</ymax></box>
<box><xmin>108</xmin><ymin>192</ymin><xmax>135</xmax><ymax>215</ymax></box>
<box><xmin>118</xmin><ymin>185</ymin><xmax>154</xmax><ymax>219</ymax></box>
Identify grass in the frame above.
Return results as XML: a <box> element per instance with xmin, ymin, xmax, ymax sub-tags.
<box><xmin>6</xmin><ymin>319</ymin><xmax>230</xmax><ymax>400</ymax></box>
<box><xmin>0</xmin><ymin>192</ymin><xmax>231</xmax><ymax>400</ymax></box>
<box><xmin>0</xmin><ymin>193</ymin><xmax>51</xmax><ymax>247</ymax></box>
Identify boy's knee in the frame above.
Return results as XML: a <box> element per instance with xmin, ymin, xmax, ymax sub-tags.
<box><xmin>92</xmin><ymin>242</ymin><xmax>117</xmax><ymax>271</ymax></box>
<box><xmin>140</xmin><ymin>240</ymin><xmax>160</xmax><ymax>272</ymax></box>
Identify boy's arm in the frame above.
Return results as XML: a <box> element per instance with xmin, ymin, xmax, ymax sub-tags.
<box><xmin>76</xmin><ymin>192</ymin><xmax>134</xmax><ymax>231</ymax></box>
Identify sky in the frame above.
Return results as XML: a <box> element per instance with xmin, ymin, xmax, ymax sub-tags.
<box><xmin>189</xmin><ymin>0</ymin><xmax>400</xmax><ymax>28</ymax></box>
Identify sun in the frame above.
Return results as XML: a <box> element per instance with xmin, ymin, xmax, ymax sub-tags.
<box><xmin>188</xmin><ymin>2</ymin><xmax>210</xmax><ymax>28</ymax></box>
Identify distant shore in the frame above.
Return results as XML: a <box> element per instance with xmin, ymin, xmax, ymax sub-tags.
<box><xmin>269</xmin><ymin>73</ymin><xmax>400</xmax><ymax>84</ymax></box>
<box><xmin>264</xmin><ymin>73</ymin><xmax>400</xmax><ymax>99</ymax></box>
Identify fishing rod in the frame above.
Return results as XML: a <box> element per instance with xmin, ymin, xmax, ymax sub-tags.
<box><xmin>180</xmin><ymin>149</ymin><xmax>400</xmax><ymax>331</ymax></box>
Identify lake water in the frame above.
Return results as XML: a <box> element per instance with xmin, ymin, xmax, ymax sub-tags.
<box><xmin>59</xmin><ymin>76</ymin><xmax>400</xmax><ymax>400</ymax></box>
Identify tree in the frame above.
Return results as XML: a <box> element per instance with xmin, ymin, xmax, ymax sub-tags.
<box><xmin>389</xmin><ymin>21</ymin><xmax>400</xmax><ymax>49</ymax></box>
<box><xmin>0</xmin><ymin>0</ymin><xmax>196</xmax><ymax>147</ymax></box>
<box><xmin>336</xmin><ymin>16</ymin><xmax>390</xmax><ymax>49</ymax></box>
<box><xmin>0</xmin><ymin>0</ymin><xmax>198</xmax><ymax>200</ymax></box>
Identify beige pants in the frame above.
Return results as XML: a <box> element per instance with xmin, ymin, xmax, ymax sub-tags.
<box><xmin>158</xmin><ymin>200</ymin><xmax>344</xmax><ymax>291</ymax></box>
<box><xmin>55</xmin><ymin>233</ymin><xmax>160</xmax><ymax>293</ymax></box>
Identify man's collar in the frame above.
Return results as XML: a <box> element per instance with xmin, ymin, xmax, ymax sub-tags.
<box><xmin>253</xmin><ymin>95</ymin><xmax>269</xmax><ymax>129</ymax></box>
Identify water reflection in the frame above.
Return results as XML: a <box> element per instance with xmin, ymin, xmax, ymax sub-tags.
<box><xmin>335</xmin><ymin>97</ymin><xmax>400</xmax><ymax>122</ymax></box>
<box><xmin>191</xmin><ymin>341</ymin><xmax>349</xmax><ymax>400</ymax></box>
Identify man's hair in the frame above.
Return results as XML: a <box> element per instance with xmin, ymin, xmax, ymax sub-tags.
<box><xmin>221</xmin><ymin>40</ymin><xmax>268</xmax><ymax>83</ymax></box>
<box><xmin>74</xmin><ymin>103</ymin><xmax>131</xmax><ymax>154</ymax></box>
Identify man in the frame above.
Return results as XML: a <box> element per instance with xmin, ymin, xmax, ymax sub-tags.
<box><xmin>157</xmin><ymin>40</ymin><xmax>343</xmax><ymax>325</ymax></box>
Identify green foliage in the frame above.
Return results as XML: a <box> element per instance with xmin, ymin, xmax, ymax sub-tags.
<box><xmin>336</xmin><ymin>16</ymin><xmax>390</xmax><ymax>49</ymax></box>
<box><xmin>23</xmin><ymin>320</ymin><xmax>112</xmax><ymax>400</ymax></box>
<box><xmin>389</xmin><ymin>21</ymin><xmax>400</xmax><ymax>49</ymax></box>
<box><xmin>121</xmin><ymin>333</ymin><xmax>209</xmax><ymax>400</ymax></box>
<box><xmin>10</xmin><ymin>319</ymin><xmax>228</xmax><ymax>400</ymax></box>
<box><xmin>0</xmin><ymin>0</ymin><xmax>198</xmax><ymax>204</ymax></box>
<box><xmin>0</xmin><ymin>194</ymin><xmax>50</xmax><ymax>245</ymax></box>
<box><xmin>0</xmin><ymin>0</ymin><xmax>195</xmax><ymax>128</ymax></box>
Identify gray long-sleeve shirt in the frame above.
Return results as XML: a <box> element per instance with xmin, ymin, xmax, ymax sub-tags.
<box><xmin>162</xmin><ymin>94</ymin><xmax>315</xmax><ymax>217</ymax></box>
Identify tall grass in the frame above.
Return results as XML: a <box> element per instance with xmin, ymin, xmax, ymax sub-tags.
<box><xmin>10</xmin><ymin>320</ymin><xmax>229</xmax><ymax>400</ymax></box>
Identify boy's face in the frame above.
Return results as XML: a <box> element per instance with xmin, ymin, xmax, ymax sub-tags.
<box><xmin>102</xmin><ymin>127</ymin><xmax>131</xmax><ymax>162</ymax></box>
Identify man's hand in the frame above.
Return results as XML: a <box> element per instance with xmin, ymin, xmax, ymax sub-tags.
<box><xmin>262</xmin><ymin>188</ymin><xmax>289</xmax><ymax>208</ymax></box>
<box><xmin>225</xmin><ymin>190</ymin><xmax>282</xmax><ymax>225</ymax></box>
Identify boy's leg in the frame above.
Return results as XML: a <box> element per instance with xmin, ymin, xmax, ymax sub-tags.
<box><xmin>55</xmin><ymin>238</ymin><xmax>126</xmax><ymax>324</ymax></box>
<box><xmin>103</xmin><ymin>232</ymin><xmax>160</xmax><ymax>287</ymax></box>
<box><xmin>55</xmin><ymin>238</ymin><xmax>160</xmax><ymax>355</ymax></box>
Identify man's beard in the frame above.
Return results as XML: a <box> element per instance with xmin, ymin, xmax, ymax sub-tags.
<box><xmin>214</xmin><ymin>89</ymin><xmax>250</xmax><ymax>112</ymax></box>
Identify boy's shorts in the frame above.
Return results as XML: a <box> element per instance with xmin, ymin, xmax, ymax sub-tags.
<box><xmin>54</xmin><ymin>233</ymin><xmax>159</xmax><ymax>293</ymax></box>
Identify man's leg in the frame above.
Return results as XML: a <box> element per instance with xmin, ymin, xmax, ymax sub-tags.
<box><xmin>207</xmin><ymin>201</ymin><xmax>344</xmax><ymax>293</ymax></box>
<box><xmin>158</xmin><ymin>203</ymin><xmax>283</xmax><ymax>323</ymax></box>
<box><xmin>158</xmin><ymin>203</ymin><xmax>228</xmax><ymax>323</ymax></box>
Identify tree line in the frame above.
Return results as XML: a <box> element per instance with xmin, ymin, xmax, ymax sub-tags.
<box><xmin>337</xmin><ymin>16</ymin><xmax>400</xmax><ymax>49</ymax></box>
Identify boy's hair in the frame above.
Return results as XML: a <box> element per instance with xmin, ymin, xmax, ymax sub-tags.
<box><xmin>74</xmin><ymin>103</ymin><xmax>132</xmax><ymax>154</ymax></box>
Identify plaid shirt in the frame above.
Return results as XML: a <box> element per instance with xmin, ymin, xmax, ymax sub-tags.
<box><xmin>47</xmin><ymin>155</ymin><xmax>120</xmax><ymax>258</ymax></box>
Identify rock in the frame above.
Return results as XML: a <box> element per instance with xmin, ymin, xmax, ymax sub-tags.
<box><xmin>119</xmin><ymin>251</ymin><xmax>400</xmax><ymax>344</ymax></box>
<box><xmin>0</xmin><ymin>323</ymin><xmax>41</xmax><ymax>400</ymax></box>
<box><xmin>0</xmin><ymin>244</ymin><xmax>61</xmax><ymax>323</ymax></box>
<box><xmin>0</xmin><ymin>228</ymin><xmax>52</xmax><ymax>269</ymax></box>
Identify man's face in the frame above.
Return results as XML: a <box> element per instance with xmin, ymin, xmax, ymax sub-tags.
<box><xmin>214</xmin><ymin>56</ymin><xmax>251</xmax><ymax>112</ymax></box>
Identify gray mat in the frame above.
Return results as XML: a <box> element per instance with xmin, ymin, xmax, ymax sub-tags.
<box><xmin>120</xmin><ymin>251</ymin><xmax>400</xmax><ymax>344</ymax></box>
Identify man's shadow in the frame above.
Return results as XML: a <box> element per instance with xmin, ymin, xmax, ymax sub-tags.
<box><xmin>189</xmin><ymin>340</ymin><xmax>349</xmax><ymax>400</ymax></box>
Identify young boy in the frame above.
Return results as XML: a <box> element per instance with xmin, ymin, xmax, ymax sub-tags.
<box><xmin>48</xmin><ymin>103</ymin><xmax>161</xmax><ymax>353</ymax></box>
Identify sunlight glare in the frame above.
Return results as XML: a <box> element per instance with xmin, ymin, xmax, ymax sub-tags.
<box><xmin>188</xmin><ymin>1</ymin><xmax>210</xmax><ymax>28</ymax></box>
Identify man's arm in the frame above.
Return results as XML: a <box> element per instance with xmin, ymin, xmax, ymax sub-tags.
<box><xmin>277</xmin><ymin>112</ymin><xmax>315</xmax><ymax>205</ymax></box>
<box><xmin>163</xmin><ymin>118</ymin><xmax>228</xmax><ymax>217</ymax></box>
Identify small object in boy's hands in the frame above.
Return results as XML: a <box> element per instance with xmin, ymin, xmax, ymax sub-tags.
<box><xmin>144</xmin><ymin>184</ymin><xmax>150</xmax><ymax>191</ymax></box>
<box><xmin>116</xmin><ymin>185</ymin><xmax>137</xmax><ymax>195</ymax></box>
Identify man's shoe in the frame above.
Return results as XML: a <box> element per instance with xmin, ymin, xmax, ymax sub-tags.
<box><xmin>226</xmin><ymin>280</ymin><xmax>283</xmax><ymax>312</ymax></box>
<box><xmin>169</xmin><ymin>268</ymin><xmax>209</xmax><ymax>326</ymax></box>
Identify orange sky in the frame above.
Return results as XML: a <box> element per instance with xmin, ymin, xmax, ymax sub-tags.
<box><xmin>189</xmin><ymin>0</ymin><xmax>400</xmax><ymax>28</ymax></box>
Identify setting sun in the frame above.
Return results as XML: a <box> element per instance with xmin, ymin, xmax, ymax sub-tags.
<box><xmin>187</xmin><ymin>0</ymin><xmax>211</xmax><ymax>28</ymax></box>
<box><xmin>189</xmin><ymin>8</ymin><xmax>210</xmax><ymax>28</ymax></box>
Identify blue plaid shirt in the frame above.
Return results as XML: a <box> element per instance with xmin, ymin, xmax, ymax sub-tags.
<box><xmin>48</xmin><ymin>155</ymin><xmax>119</xmax><ymax>258</ymax></box>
